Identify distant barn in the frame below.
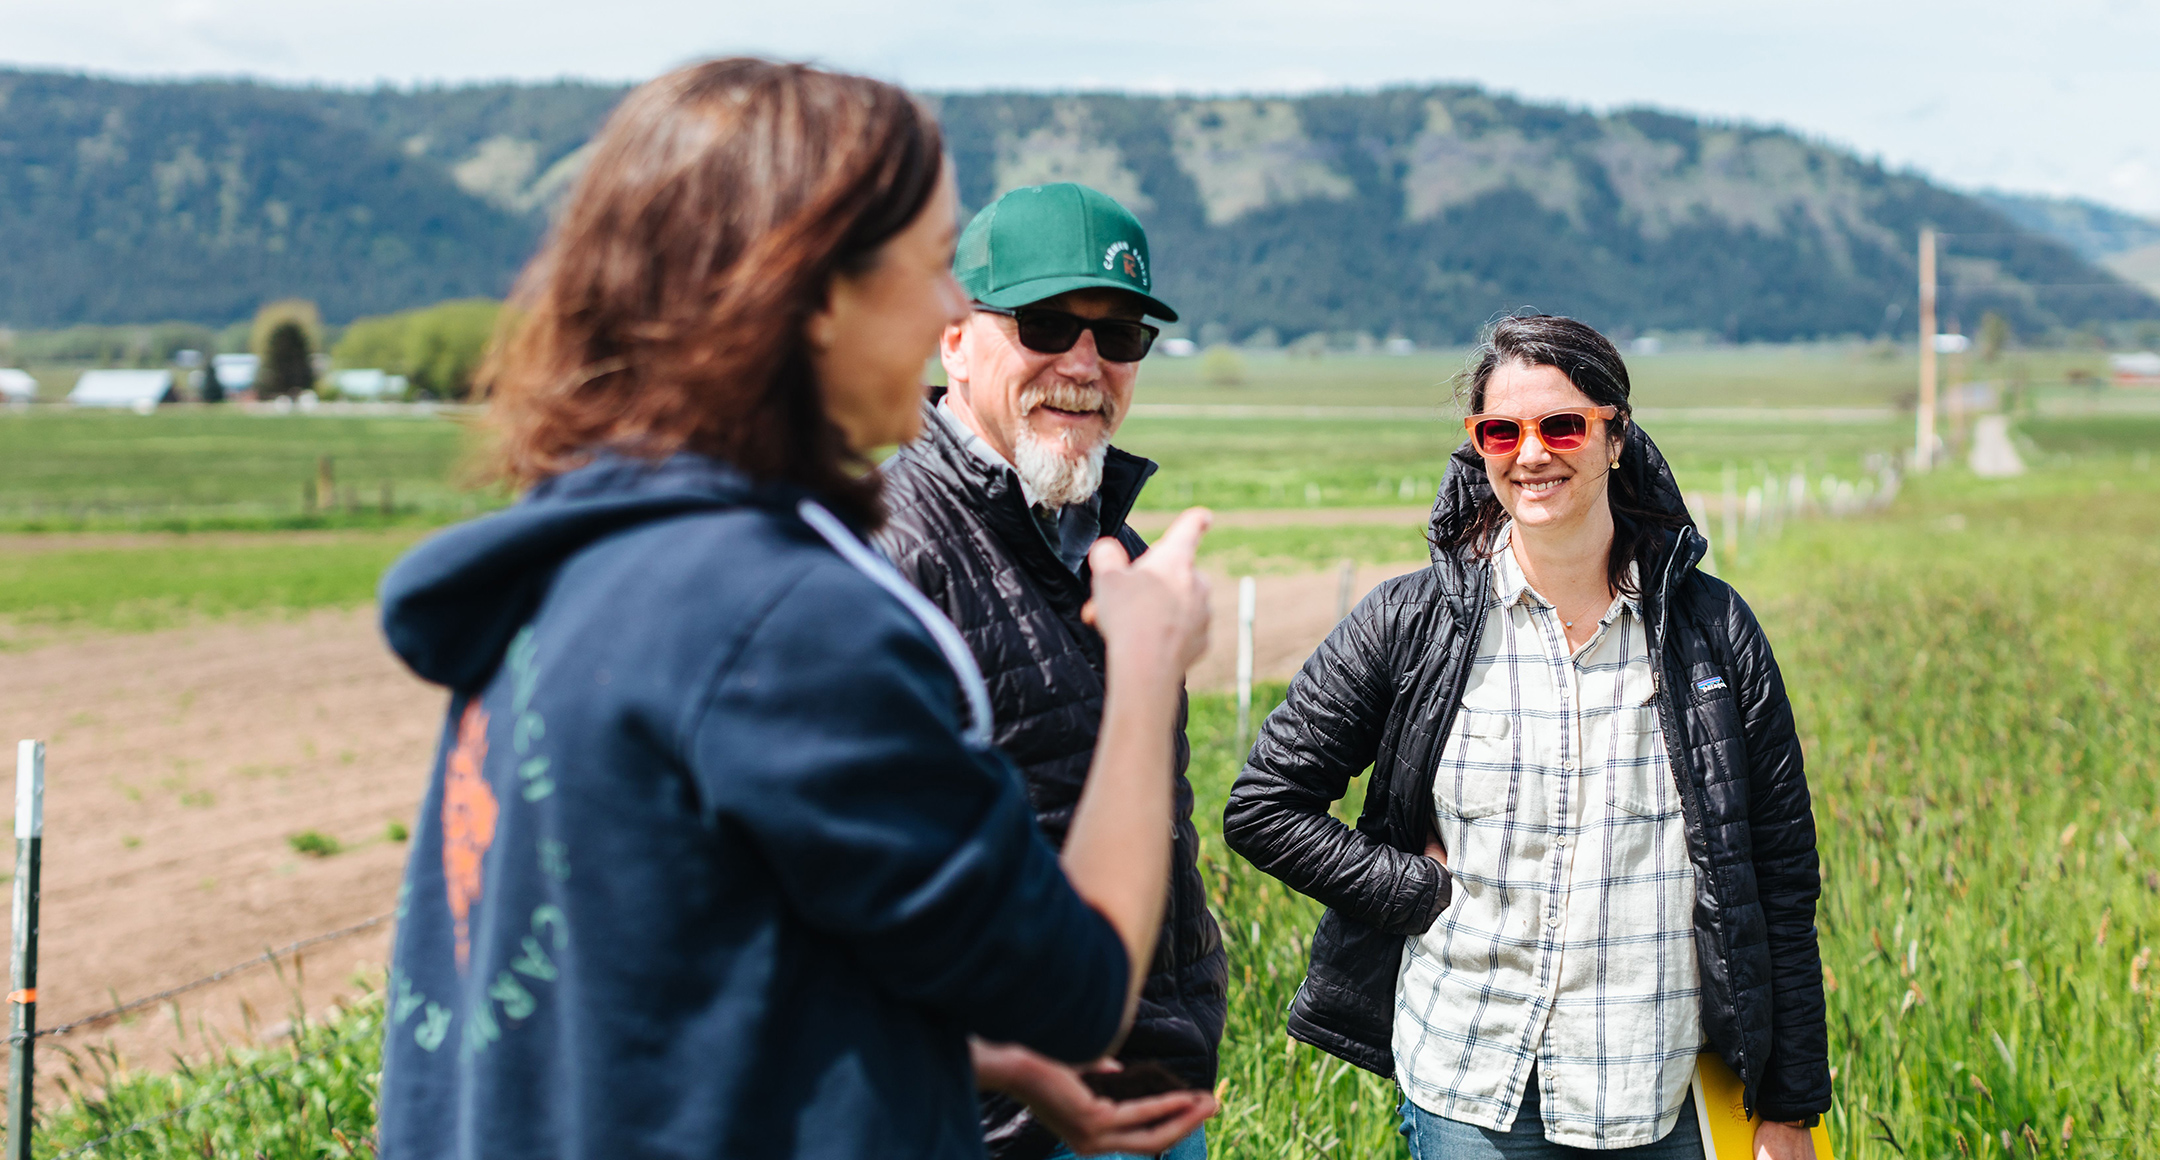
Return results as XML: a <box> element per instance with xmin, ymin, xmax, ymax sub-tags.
<box><xmin>332</xmin><ymin>369</ymin><xmax>410</xmax><ymax>399</ymax></box>
<box><xmin>70</xmin><ymin>369</ymin><xmax>177</xmax><ymax>412</ymax></box>
<box><xmin>0</xmin><ymin>369</ymin><xmax>36</xmax><ymax>403</ymax></box>
<box><xmin>2112</xmin><ymin>352</ymin><xmax>2160</xmax><ymax>385</ymax></box>
<box><xmin>213</xmin><ymin>354</ymin><xmax>260</xmax><ymax>394</ymax></box>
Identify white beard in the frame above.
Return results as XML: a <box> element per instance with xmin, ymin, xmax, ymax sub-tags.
<box><xmin>1013</xmin><ymin>425</ymin><xmax>1107</xmax><ymax>509</ymax></box>
<box><xmin>1008</xmin><ymin>379</ymin><xmax>1117</xmax><ymax>509</ymax></box>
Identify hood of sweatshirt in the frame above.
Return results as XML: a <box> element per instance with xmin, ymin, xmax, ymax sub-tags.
<box><xmin>379</xmin><ymin>453</ymin><xmax>801</xmax><ymax>692</ymax></box>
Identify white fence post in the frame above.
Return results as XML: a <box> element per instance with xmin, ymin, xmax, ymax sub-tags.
<box><xmin>1721</xmin><ymin>464</ymin><xmax>1740</xmax><ymax>557</ymax></box>
<box><xmin>9</xmin><ymin>740</ymin><xmax>43</xmax><ymax>1160</ymax></box>
<box><xmin>1236</xmin><ymin>577</ymin><xmax>1256</xmax><ymax>750</ymax></box>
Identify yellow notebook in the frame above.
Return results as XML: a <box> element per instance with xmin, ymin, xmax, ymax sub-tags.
<box><xmin>1692</xmin><ymin>1052</ymin><xmax>1835</xmax><ymax>1160</ymax></box>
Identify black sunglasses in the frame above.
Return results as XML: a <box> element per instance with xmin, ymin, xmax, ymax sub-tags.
<box><xmin>973</xmin><ymin>304</ymin><xmax>1159</xmax><ymax>363</ymax></box>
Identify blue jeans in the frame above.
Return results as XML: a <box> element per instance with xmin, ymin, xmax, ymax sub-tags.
<box><xmin>1045</xmin><ymin>1125</ymin><xmax>1206</xmax><ymax>1160</ymax></box>
<box><xmin>1399</xmin><ymin>1082</ymin><xmax>1701</xmax><ymax>1159</ymax></box>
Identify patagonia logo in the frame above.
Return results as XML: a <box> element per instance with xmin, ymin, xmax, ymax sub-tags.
<box><xmin>1694</xmin><ymin>675</ymin><xmax>1729</xmax><ymax>694</ymax></box>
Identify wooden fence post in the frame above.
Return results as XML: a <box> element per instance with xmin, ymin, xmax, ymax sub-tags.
<box><xmin>10</xmin><ymin>740</ymin><xmax>43</xmax><ymax>1160</ymax></box>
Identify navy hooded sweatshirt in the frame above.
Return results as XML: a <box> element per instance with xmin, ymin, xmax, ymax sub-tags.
<box><xmin>375</xmin><ymin>453</ymin><xmax>1129</xmax><ymax>1159</ymax></box>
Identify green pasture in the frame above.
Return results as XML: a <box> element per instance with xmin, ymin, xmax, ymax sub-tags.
<box><xmin>5</xmin><ymin>338</ymin><xmax>2154</xmax><ymax>531</ymax></box>
<box><xmin>0</xmin><ymin>405</ymin><xmax>2147</xmax><ymax>633</ymax></box>
<box><xmin>0</xmin><ymin>533</ymin><xmax>421</xmax><ymax>639</ymax></box>
<box><xmin>0</xmin><ymin>409</ymin><xmax>493</xmax><ymax>532</ymax></box>
<box><xmin>1113</xmin><ymin>411</ymin><xmax>1918</xmax><ymax>513</ymax></box>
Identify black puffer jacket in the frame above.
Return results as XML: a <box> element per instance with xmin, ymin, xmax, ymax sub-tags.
<box><xmin>1222</xmin><ymin>431</ymin><xmax>1829</xmax><ymax>1122</ymax></box>
<box><xmin>876</xmin><ymin>397</ymin><xmax>1228</xmax><ymax>1158</ymax></box>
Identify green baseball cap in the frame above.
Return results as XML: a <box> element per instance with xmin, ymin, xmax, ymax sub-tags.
<box><xmin>954</xmin><ymin>183</ymin><xmax>1178</xmax><ymax>322</ymax></box>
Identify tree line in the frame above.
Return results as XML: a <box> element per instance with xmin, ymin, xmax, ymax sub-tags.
<box><xmin>1</xmin><ymin>297</ymin><xmax>500</xmax><ymax>402</ymax></box>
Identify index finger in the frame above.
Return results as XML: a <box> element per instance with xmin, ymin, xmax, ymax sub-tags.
<box><xmin>1145</xmin><ymin>507</ymin><xmax>1213</xmax><ymax>566</ymax></box>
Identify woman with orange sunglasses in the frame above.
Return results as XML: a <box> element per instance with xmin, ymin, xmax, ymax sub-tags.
<box><xmin>1225</xmin><ymin>314</ymin><xmax>1828</xmax><ymax>1158</ymax></box>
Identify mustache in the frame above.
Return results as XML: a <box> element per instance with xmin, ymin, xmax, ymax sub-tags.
<box><xmin>1018</xmin><ymin>380</ymin><xmax>1116</xmax><ymax>420</ymax></box>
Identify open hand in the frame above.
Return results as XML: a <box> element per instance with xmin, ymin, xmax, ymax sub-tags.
<box><xmin>973</xmin><ymin>1040</ymin><xmax>1217</xmax><ymax>1157</ymax></box>
<box><xmin>1083</xmin><ymin>508</ymin><xmax>1213</xmax><ymax>677</ymax></box>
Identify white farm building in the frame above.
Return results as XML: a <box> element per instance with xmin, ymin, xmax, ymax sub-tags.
<box><xmin>70</xmin><ymin>369</ymin><xmax>177</xmax><ymax>412</ymax></box>
<box><xmin>0</xmin><ymin>369</ymin><xmax>36</xmax><ymax>402</ymax></box>
<box><xmin>212</xmin><ymin>354</ymin><xmax>260</xmax><ymax>393</ymax></box>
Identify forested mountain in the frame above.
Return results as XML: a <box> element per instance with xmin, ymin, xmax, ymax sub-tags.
<box><xmin>1975</xmin><ymin>190</ymin><xmax>2160</xmax><ymax>300</ymax></box>
<box><xmin>3</xmin><ymin>69</ymin><xmax>2154</xmax><ymax>342</ymax></box>
<box><xmin>1976</xmin><ymin>191</ymin><xmax>2160</xmax><ymax>261</ymax></box>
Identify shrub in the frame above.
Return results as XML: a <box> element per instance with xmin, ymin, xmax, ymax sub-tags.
<box><xmin>330</xmin><ymin>298</ymin><xmax>500</xmax><ymax>400</ymax></box>
<box><xmin>1201</xmin><ymin>345</ymin><xmax>1247</xmax><ymax>387</ymax></box>
<box><xmin>287</xmin><ymin>830</ymin><xmax>340</xmax><ymax>858</ymax></box>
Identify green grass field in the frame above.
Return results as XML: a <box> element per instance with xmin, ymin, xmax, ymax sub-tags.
<box><xmin>0</xmin><ymin>404</ymin><xmax>2144</xmax><ymax>633</ymax></box>
<box><xmin>0</xmin><ymin>409</ymin><xmax>494</xmax><ymax>532</ymax></box>
<box><xmin>0</xmin><ymin>533</ymin><xmax>421</xmax><ymax>639</ymax></box>
<box><xmin>12</xmin><ymin>349</ymin><xmax>2160</xmax><ymax>1157</ymax></box>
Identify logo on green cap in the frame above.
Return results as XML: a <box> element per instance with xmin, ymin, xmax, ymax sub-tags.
<box><xmin>1103</xmin><ymin>241</ymin><xmax>1147</xmax><ymax>287</ymax></box>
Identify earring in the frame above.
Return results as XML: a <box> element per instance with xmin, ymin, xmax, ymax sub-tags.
<box><xmin>1610</xmin><ymin>459</ymin><xmax>1619</xmax><ymax>469</ymax></box>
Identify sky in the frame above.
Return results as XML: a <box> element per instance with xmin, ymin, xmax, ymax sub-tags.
<box><xmin>5</xmin><ymin>0</ymin><xmax>2157</xmax><ymax>219</ymax></box>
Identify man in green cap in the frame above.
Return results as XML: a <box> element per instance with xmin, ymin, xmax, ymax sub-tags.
<box><xmin>876</xmin><ymin>184</ymin><xmax>1222</xmax><ymax>1160</ymax></box>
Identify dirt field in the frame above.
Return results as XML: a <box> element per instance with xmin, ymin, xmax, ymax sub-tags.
<box><xmin>0</xmin><ymin>545</ymin><xmax>1426</xmax><ymax>1100</ymax></box>
<box><xmin>0</xmin><ymin>607</ymin><xmax>438</xmax><ymax>1101</ymax></box>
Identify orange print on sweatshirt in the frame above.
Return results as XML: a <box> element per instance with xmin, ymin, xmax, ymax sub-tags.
<box><xmin>442</xmin><ymin>702</ymin><xmax>498</xmax><ymax>973</ymax></box>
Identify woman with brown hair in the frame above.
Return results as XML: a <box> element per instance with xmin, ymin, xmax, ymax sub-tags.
<box><xmin>375</xmin><ymin>58</ymin><xmax>1214</xmax><ymax>1158</ymax></box>
<box><xmin>1225</xmin><ymin>315</ymin><xmax>1828</xmax><ymax>1158</ymax></box>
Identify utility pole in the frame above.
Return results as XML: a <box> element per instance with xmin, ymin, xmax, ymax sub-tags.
<box><xmin>1916</xmin><ymin>228</ymin><xmax>1938</xmax><ymax>471</ymax></box>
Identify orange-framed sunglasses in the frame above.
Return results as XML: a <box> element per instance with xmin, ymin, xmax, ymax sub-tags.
<box><xmin>1462</xmin><ymin>405</ymin><xmax>1619</xmax><ymax>457</ymax></box>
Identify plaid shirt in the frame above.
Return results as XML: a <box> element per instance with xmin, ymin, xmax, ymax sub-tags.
<box><xmin>1394</xmin><ymin>525</ymin><xmax>1702</xmax><ymax>1148</ymax></box>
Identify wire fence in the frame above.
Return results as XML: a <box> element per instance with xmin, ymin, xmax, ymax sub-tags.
<box><xmin>18</xmin><ymin>912</ymin><xmax>393</xmax><ymax>1045</ymax></box>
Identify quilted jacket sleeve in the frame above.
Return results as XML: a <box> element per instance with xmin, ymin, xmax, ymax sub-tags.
<box><xmin>1223</xmin><ymin>584</ymin><xmax>1451</xmax><ymax>935</ymax></box>
<box><xmin>1724</xmin><ymin>587</ymin><xmax>1832</xmax><ymax>1119</ymax></box>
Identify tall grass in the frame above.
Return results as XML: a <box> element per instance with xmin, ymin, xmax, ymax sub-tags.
<box><xmin>1756</xmin><ymin>485</ymin><xmax>2160</xmax><ymax>1159</ymax></box>
<box><xmin>1190</xmin><ymin>477</ymin><xmax>2160</xmax><ymax>1158</ymax></box>
<box><xmin>36</xmin><ymin>993</ymin><xmax>382</xmax><ymax>1158</ymax></box>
